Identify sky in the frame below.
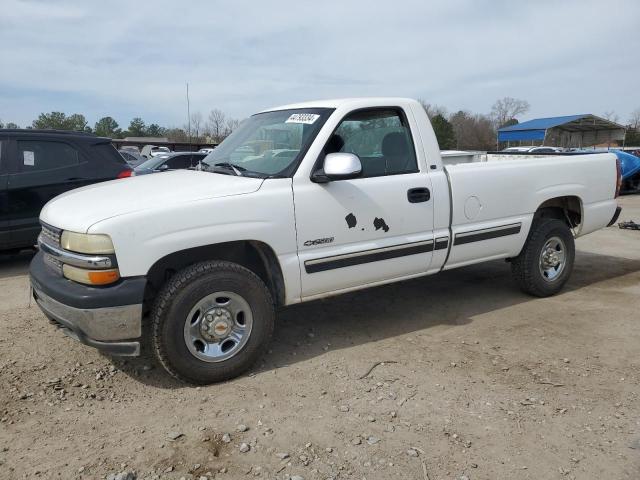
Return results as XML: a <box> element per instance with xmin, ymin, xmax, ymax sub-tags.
<box><xmin>1</xmin><ymin>0</ymin><xmax>639</xmax><ymax>129</ymax></box>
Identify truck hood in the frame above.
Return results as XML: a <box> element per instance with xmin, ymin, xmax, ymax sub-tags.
<box><xmin>40</xmin><ymin>170</ymin><xmax>264</xmax><ymax>233</ymax></box>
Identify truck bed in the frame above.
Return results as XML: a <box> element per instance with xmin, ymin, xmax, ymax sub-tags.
<box><xmin>441</xmin><ymin>152</ymin><xmax>618</xmax><ymax>269</ymax></box>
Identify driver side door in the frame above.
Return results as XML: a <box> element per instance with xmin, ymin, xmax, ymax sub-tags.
<box><xmin>293</xmin><ymin>107</ymin><xmax>435</xmax><ymax>299</ymax></box>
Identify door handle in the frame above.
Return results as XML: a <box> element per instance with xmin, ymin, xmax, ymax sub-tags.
<box><xmin>407</xmin><ymin>187</ymin><xmax>430</xmax><ymax>203</ymax></box>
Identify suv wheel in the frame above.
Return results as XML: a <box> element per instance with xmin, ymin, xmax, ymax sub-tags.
<box><xmin>151</xmin><ymin>261</ymin><xmax>274</xmax><ymax>384</ymax></box>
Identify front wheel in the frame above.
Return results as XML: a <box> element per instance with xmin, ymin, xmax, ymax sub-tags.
<box><xmin>511</xmin><ymin>218</ymin><xmax>575</xmax><ymax>297</ymax></box>
<box><xmin>151</xmin><ymin>261</ymin><xmax>274</xmax><ymax>384</ymax></box>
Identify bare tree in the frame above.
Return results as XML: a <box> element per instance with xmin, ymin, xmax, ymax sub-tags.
<box><xmin>490</xmin><ymin>97</ymin><xmax>530</xmax><ymax>129</ymax></box>
<box><xmin>417</xmin><ymin>99</ymin><xmax>447</xmax><ymax>119</ymax></box>
<box><xmin>190</xmin><ymin>112</ymin><xmax>203</xmax><ymax>139</ymax></box>
<box><xmin>224</xmin><ymin>117</ymin><xmax>240</xmax><ymax>137</ymax></box>
<box><xmin>206</xmin><ymin>109</ymin><xmax>226</xmax><ymax>142</ymax></box>
<box><xmin>603</xmin><ymin>110</ymin><xmax>620</xmax><ymax>123</ymax></box>
<box><xmin>165</xmin><ymin>127</ymin><xmax>189</xmax><ymax>142</ymax></box>
<box><xmin>627</xmin><ymin>108</ymin><xmax>640</xmax><ymax>130</ymax></box>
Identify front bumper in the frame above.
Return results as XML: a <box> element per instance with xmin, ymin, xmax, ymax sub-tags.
<box><xmin>30</xmin><ymin>251</ymin><xmax>145</xmax><ymax>356</ymax></box>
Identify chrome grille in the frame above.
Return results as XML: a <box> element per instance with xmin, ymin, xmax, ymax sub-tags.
<box><xmin>39</xmin><ymin>223</ymin><xmax>63</xmax><ymax>275</ymax></box>
<box><xmin>40</xmin><ymin>223</ymin><xmax>61</xmax><ymax>247</ymax></box>
<box><xmin>43</xmin><ymin>252</ymin><xmax>63</xmax><ymax>275</ymax></box>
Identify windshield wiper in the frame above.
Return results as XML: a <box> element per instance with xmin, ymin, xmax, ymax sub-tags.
<box><xmin>212</xmin><ymin>162</ymin><xmax>247</xmax><ymax>176</ymax></box>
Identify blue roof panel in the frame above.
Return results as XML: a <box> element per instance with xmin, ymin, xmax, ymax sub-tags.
<box><xmin>498</xmin><ymin>130</ymin><xmax>547</xmax><ymax>142</ymax></box>
<box><xmin>499</xmin><ymin>114</ymin><xmax>589</xmax><ymax>132</ymax></box>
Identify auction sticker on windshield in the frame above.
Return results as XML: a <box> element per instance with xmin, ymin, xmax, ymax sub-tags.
<box><xmin>285</xmin><ymin>113</ymin><xmax>320</xmax><ymax>124</ymax></box>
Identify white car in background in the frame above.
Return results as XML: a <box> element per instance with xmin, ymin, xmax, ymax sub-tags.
<box><xmin>502</xmin><ymin>146</ymin><xmax>562</xmax><ymax>153</ymax></box>
<box><xmin>140</xmin><ymin>145</ymin><xmax>171</xmax><ymax>158</ymax></box>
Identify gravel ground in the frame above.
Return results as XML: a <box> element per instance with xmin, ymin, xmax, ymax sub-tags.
<box><xmin>1</xmin><ymin>196</ymin><xmax>639</xmax><ymax>480</ymax></box>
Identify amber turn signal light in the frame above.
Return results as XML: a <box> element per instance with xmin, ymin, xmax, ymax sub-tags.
<box><xmin>62</xmin><ymin>265</ymin><xmax>120</xmax><ymax>286</ymax></box>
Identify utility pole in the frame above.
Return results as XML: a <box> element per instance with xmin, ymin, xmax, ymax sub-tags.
<box><xmin>186</xmin><ymin>82</ymin><xmax>191</xmax><ymax>148</ymax></box>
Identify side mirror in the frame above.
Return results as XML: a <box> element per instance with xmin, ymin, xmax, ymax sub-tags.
<box><xmin>157</xmin><ymin>164</ymin><xmax>169</xmax><ymax>171</ymax></box>
<box><xmin>312</xmin><ymin>153</ymin><xmax>362</xmax><ymax>183</ymax></box>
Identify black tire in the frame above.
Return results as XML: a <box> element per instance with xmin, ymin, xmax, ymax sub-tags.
<box><xmin>511</xmin><ymin>218</ymin><xmax>575</xmax><ymax>297</ymax></box>
<box><xmin>151</xmin><ymin>261</ymin><xmax>274</xmax><ymax>384</ymax></box>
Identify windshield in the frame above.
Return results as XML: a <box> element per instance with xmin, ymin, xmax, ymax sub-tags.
<box><xmin>136</xmin><ymin>156</ymin><xmax>167</xmax><ymax>170</ymax></box>
<box><xmin>202</xmin><ymin>108</ymin><xmax>333</xmax><ymax>177</ymax></box>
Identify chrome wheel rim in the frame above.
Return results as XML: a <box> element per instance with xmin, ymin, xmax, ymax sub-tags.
<box><xmin>183</xmin><ymin>291</ymin><xmax>253</xmax><ymax>362</ymax></box>
<box><xmin>539</xmin><ymin>236</ymin><xmax>566</xmax><ymax>282</ymax></box>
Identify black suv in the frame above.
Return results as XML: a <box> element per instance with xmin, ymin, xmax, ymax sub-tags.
<box><xmin>0</xmin><ymin>129</ymin><xmax>133</xmax><ymax>252</ymax></box>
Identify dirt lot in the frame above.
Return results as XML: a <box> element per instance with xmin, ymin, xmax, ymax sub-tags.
<box><xmin>1</xmin><ymin>196</ymin><xmax>639</xmax><ymax>480</ymax></box>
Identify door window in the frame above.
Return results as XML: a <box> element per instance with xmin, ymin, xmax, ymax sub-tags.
<box><xmin>328</xmin><ymin>109</ymin><xmax>418</xmax><ymax>178</ymax></box>
<box><xmin>191</xmin><ymin>153</ymin><xmax>207</xmax><ymax>165</ymax></box>
<box><xmin>164</xmin><ymin>155</ymin><xmax>192</xmax><ymax>170</ymax></box>
<box><xmin>17</xmin><ymin>140</ymin><xmax>79</xmax><ymax>172</ymax></box>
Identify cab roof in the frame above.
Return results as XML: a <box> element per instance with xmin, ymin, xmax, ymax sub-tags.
<box><xmin>260</xmin><ymin>97</ymin><xmax>419</xmax><ymax>113</ymax></box>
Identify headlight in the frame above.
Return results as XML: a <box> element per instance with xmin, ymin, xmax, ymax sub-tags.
<box><xmin>62</xmin><ymin>264</ymin><xmax>120</xmax><ymax>286</ymax></box>
<box><xmin>60</xmin><ymin>231</ymin><xmax>115</xmax><ymax>254</ymax></box>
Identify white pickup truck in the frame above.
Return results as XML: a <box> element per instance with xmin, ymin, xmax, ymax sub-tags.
<box><xmin>30</xmin><ymin>98</ymin><xmax>622</xmax><ymax>384</ymax></box>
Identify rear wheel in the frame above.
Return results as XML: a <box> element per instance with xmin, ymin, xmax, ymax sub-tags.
<box><xmin>151</xmin><ymin>261</ymin><xmax>274</xmax><ymax>384</ymax></box>
<box><xmin>511</xmin><ymin>218</ymin><xmax>575</xmax><ymax>297</ymax></box>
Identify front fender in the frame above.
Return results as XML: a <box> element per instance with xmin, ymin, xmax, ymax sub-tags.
<box><xmin>88</xmin><ymin>179</ymin><xmax>303</xmax><ymax>304</ymax></box>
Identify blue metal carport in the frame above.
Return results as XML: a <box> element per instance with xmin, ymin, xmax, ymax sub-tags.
<box><xmin>498</xmin><ymin>114</ymin><xmax>626</xmax><ymax>147</ymax></box>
